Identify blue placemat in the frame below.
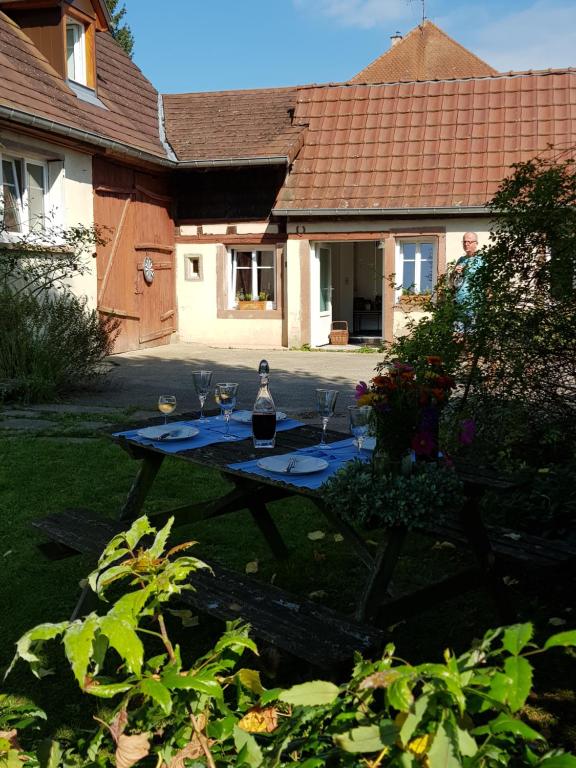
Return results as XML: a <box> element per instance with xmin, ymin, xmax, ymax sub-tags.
<box><xmin>113</xmin><ymin>415</ymin><xmax>304</xmax><ymax>454</ymax></box>
<box><xmin>228</xmin><ymin>438</ymin><xmax>371</xmax><ymax>489</ymax></box>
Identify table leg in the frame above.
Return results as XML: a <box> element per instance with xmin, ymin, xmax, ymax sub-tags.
<box><xmin>119</xmin><ymin>453</ymin><xmax>165</xmax><ymax>521</ymax></box>
<box><xmin>313</xmin><ymin>499</ymin><xmax>374</xmax><ymax>569</ymax></box>
<box><xmin>246</xmin><ymin>496</ymin><xmax>290</xmax><ymax>560</ymax></box>
<box><xmin>459</xmin><ymin>488</ymin><xmax>516</xmax><ymax>624</ymax></box>
<box><xmin>355</xmin><ymin>527</ymin><xmax>408</xmax><ymax>622</ymax></box>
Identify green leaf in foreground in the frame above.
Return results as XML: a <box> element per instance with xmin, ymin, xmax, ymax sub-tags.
<box><xmin>140</xmin><ymin>678</ymin><xmax>172</xmax><ymax>715</ymax></box>
<box><xmin>543</xmin><ymin>630</ymin><xmax>576</xmax><ymax>650</ymax></box>
<box><xmin>334</xmin><ymin>723</ymin><xmax>396</xmax><ymax>754</ymax></box>
<box><xmin>234</xmin><ymin>725</ymin><xmax>263</xmax><ymax>767</ymax></box>
<box><xmin>538</xmin><ymin>756</ymin><xmax>576</xmax><ymax>767</ymax></box>
<box><xmin>487</xmin><ymin>713</ymin><xmax>544</xmax><ymax>741</ymax></box>
<box><xmin>99</xmin><ymin>615</ymin><xmax>143</xmax><ymax>676</ymax></box>
<box><xmin>63</xmin><ymin>616</ymin><xmax>98</xmax><ymax>687</ymax></box>
<box><xmin>37</xmin><ymin>738</ymin><xmax>63</xmax><ymax>768</ymax></box>
<box><xmin>502</xmin><ymin>623</ymin><xmax>534</xmax><ymax>655</ymax></box>
<box><xmin>504</xmin><ymin>656</ymin><xmax>533</xmax><ymax>712</ymax></box>
<box><xmin>279</xmin><ymin>680</ymin><xmax>340</xmax><ymax>707</ymax></box>
<box><xmin>427</xmin><ymin>722</ymin><xmax>461</xmax><ymax>768</ymax></box>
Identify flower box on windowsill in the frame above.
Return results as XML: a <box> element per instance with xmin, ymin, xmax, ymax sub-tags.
<box><xmin>398</xmin><ymin>293</ymin><xmax>432</xmax><ymax>309</ymax></box>
<box><xmin>236</xmin><ymin>300</ymin><xmax>267</xmax><ymax>310</ymax></box>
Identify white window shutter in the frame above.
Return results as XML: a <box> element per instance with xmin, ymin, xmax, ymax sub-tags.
<box><xmin>46</xmin><ymin>159</ymin><xmax>64</xmax><ymax>229</ymax></box>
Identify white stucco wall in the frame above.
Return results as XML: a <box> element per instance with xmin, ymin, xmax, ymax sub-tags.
<box><xmin>176</xmin><ymin>241</ymin><xmax>284</xmax><ymax>348</ymax></box>
<box><xmin>63</xmin><ymin>147</ymin><xmax>95</xmax><ymax>306</ymax></box>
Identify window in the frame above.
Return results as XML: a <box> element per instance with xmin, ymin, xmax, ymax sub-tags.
<box><xmin>184</xmin><ymin>254</ymin><xmax>202</xmax><ymax>281</ymax></box>
<box><xmin>229</xmin><ymin>248</ymin><xmax>276</xmax><ymax>307</ymax></box>
<box><xmin>395</xmin><ymin>240</ymin><xmax>436</xmax><ymax>300</ymax></box>
<box><xmin>66</xmin><ymin>19</ymin><xmax>86</xmax><ymax>85</ymax></box>
<box><xmin>1</xmin><ymin>156</ymin><xmax>47</xmax><ymax>233</ymax></box>
<box><xmin>319</xmin><ymin>246</ymin><xmax>331</xmax><ymax>313</ymax></box>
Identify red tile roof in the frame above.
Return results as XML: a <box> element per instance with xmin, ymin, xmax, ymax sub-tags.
<box><xmin>0</xmin><ymin>10</ymin><xmax>168</xmax><ymax>159</ymax></box>
<box><xmin>274</xmin><ymin>70</ymin><xmax>576</xmax><ymax>212</ymax></box>
<box><xmin>162</xmin><ymin>88</ymin><xmax>305</xmax><ymax>163</ymax></box>
<box><xmin>350</xmin><ymin>21</ymin><xmax>497</xmax><ymax>84</ymax></box>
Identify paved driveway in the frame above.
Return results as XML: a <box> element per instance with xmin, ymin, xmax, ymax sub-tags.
<box><xmin>71</xmin><ymin>343</ymin><xmax>383</xmax><ymax>431</ymax></box>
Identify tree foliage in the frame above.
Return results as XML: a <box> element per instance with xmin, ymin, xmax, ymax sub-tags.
<box><xmin>385</xmin><ymin>152</ymin><xmax>576</xmax><ymax>467</ymax></box>
<box><xmin>105</xmin><ymin>0</ymin><xmax>134</xmax><ymax>58</ymax></box>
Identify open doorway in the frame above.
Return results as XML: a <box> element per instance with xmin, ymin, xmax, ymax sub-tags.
<box><xmin>327</xmin><ymin>240</ymin><xmax>383</xmax><ymax>345</ymax></box>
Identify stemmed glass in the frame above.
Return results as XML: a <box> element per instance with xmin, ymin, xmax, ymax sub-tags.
<box><xmin>192</xmin><ymin>370</ymin><xmax>212</xmax><ymax>420</ymax></box>
<box><xmin>348</xmin><ymin>405</ymin><xmax>372</xmax><ymax>454</ymax></box>
<box><xmin>215</xmin><ymin>383</ymin><xmax>239</xmax><ymax>439</ymax></box>
<box><xmin>315</xmin><ymin>389</ymin><xmax>338</xmax><ymax>446</ymax></box>
<box><xmin>158</xmin><ymin>395</ymin><xmax>176</xmax><ymax>425</ymax></box>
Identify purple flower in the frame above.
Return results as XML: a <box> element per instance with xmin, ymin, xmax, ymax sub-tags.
<box><xmin>355</xmin><ymin>381</ymin><xmax>369</xmax><ymax>400</ymax></box>
<box><xmin>459</xmin><ymin>418</ymin><xmax>476</xmax><ymax>446</ymax></box>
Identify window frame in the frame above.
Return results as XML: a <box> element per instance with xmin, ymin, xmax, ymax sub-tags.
<box><xmin>394</xmin><ymin>238</ymin><xmax>437</xmax><ymax>302</ymax></box>
<box><xmin>318</xmin><ymin>245</ymin><xmax>332</xmax><ymax>315</ymax></box>
<box><xmin>184</xmin><ymin>254</ymin><xmax>203</xmax><ymax>281</ymax></box>
<box><xmin>66</xmin><ymin>17</ymin><xmax>87</xmax><ymax>86</ymax></box>
<box><xmin>216</xmin><ymin>243</ymin><xmax>284</xmax><ymax>320</ymax></box>
<box><xmin>0</xmin><ymin>154</ymin><xmax>49</xmax><ymax>235</ymax></box>
<box><xmin>228</xmin><ymin>247</ymin><xmax>277</xmax><ymax>309</ymax></box>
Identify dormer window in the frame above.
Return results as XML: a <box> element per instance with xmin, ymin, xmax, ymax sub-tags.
<box><xmin>66</xmin><ymin>18</ymin><xmax>86</xmax><ymax>85</ymax></box>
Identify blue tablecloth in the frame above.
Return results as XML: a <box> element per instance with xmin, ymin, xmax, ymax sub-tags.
<box><xmin>114</xmin><ymin>415</ymin><xmax>304</xmax><ymax>454</ymax></box>
<box><xmin>228</xmin><ymin>437</ymin><xmax>371</xmax><ymax>490</ymax></box>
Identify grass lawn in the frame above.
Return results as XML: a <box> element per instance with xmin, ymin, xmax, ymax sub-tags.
<box><xmin>1</xmin><ymin>426</ymin><xmax>575</xmax><ymax>748</ymax></box>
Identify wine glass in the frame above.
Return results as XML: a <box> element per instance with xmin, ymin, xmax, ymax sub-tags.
<box><xmin>192</xmin><ymin>370</ymin><xmax>212</xmax><ymax>420</ymax></box>
<box><xmin>158</xmin><ymin>395</ymin><xmax>176</xmax><ymax>425</ymax></box>
<box><xmin>315</xmin><ymin>389</ymin><xmax>338</xmax><ymax>446</ymax></box>
<box><xmin>348</xmin><ymin>405</ymin><xmax>372</xmax><ymax>454</ymax></box>
<box><xmin>215</xmin><ymin>383</ymin><xmax>239</xmax><ymax>439</ymax></box>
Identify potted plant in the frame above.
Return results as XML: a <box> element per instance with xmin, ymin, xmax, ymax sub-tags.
<box><xmin>236</xmin><ymin>291</ymin><xmax>268</xmax><ymax>310</ymax></box>
<box><xmin>399</xmin><ymin>287</ymin><xmax>432</xmax><ymax>308</ymax></box>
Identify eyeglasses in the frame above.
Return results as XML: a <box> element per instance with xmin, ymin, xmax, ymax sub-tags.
<box><xmin>463</xmin><ymin>240</ymin><xmax>477</xmax><ymax>244</ymax></box>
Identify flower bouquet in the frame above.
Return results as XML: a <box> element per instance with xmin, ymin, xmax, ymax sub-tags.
<box><xmin>356</xmin><ymin>356</ymin><xmax>455</xmax><ymax>468</ymax></box>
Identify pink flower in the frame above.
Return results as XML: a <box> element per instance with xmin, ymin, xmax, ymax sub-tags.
<box><xmin>412</xmin><ymin>431</ymin><xmax>436</xmax><ymax>457</ymax></box>
<box><xmin>459</xmin><ymin>418</ymin><xmax>476</xmax><ymax>446</ymax></box>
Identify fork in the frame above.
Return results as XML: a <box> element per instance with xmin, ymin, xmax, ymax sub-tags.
<box><xmin>286</xmin><ymin>456</ymin><xmax>297</xmax><ymax>473</ymax></box>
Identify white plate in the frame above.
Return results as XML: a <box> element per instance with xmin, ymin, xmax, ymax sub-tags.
<box><xmin>137</xmin><ymin>425</ymin><xmax>199</xmax><ymax>441</ymax></box>
<box><xmin>231</xmin><ymin>410</ymin><xmax>287</xmax><ymax>424</ymax></box>
<box><xmin>257</xmin><ymin>455</ymin><xmax>329</xmax><ymax>475</ymax></box>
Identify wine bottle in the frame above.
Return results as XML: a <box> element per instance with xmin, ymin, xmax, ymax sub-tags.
<box><xmin>252</xmin><ymin>359</ymin><xmax>277</xmax><ymax>448</ymax></box>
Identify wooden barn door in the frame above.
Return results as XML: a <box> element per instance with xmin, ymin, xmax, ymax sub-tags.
<box><xmin>94</xmin><ymin>159</ymin><xmax>175</xmax><ymax>353</ymax></box>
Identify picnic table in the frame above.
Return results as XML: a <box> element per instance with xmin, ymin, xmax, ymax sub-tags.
<box><xmin>33</xmin><ymin>411</ymin><xmax>576</xmax><ymax>668</ymax></box>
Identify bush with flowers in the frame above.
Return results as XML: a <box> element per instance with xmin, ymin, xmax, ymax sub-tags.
<box><xmin>322</xmin><ymin>356</ymin><xmax>466</xmax><ymax>530</ymax></box>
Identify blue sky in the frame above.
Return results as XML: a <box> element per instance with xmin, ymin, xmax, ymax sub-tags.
<box><xmin>128</xmin><ymin>0</ymin><xmax>576</xmax><ymax>94</ymax></box>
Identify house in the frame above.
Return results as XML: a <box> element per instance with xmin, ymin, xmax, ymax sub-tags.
<box><xmin>1</xmin><ymin>6</ymin><xmax>575</xmax><ymax>350</ymax></box>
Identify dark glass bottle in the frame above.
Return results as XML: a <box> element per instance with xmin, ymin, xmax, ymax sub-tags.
<box><xmin>252</xmin><ymin>360</ymin><xmax>277</xmax><ymax>448</ymax></box>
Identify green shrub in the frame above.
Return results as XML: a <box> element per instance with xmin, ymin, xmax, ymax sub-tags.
<box><xmin>0</xmin><ymin>289</ymin><xmax>118</xmax><ymax>402</ymax></box>
<box><xmin>0</xmin><ymin>221</ymin><xmax>118</xmax><ymax>402</ymax></box>
<box><xmin>4</xmin><ymin>516</ymin><xmax>576</xmax><ymax>767</ymax></box>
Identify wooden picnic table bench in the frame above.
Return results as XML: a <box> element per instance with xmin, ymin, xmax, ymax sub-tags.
<box><xmin>32</xmin><ymin>412</ymin><xmax>576</xmax><ymax>668</ymax></box>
